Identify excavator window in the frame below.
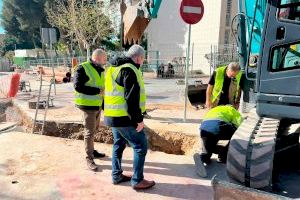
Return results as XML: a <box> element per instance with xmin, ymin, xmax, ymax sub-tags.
<box><xmin>278</xmin><ymin>1</ymin><xmax>300</xmax><ymax>23</ymax></box>
<box><xmin>270</xmin><ymin>42</ymin><xmax>300</xmax><ymax>71</ymax></box>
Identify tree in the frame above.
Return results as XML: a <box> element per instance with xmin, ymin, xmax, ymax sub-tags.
<box><xmin>46</xmin><ymin>0</ymin><xmax>114</xmax><ymax>59</ymax></box>
<box><xmin>0</xmin><ymin>36</ymin><xmax>17</xmax><ymax>56</ymax></box>
<box><xmin>13</xmin><ymin>0</ymin><xmax>50</xmax><ymax>47</ymax></box>
<box><xmin>1</xmin><ymin>0</ymin><xmax>50</xmax><ymax>49</ymax></box>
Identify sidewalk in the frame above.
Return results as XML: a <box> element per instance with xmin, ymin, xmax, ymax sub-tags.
<box><xmin>0</xmin><ymin>132</ymin><xmax>227</xmax><ymax>200</ymax></box>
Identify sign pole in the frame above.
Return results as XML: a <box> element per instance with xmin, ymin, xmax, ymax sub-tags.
<box><xmin>184</xmin><ymin>24</ymin><xmax>192</xmax><ymax>122</ymax></box>
<box><xmin>180</xmin><ymin>0</ymin><xmax>204</xmax><ymax>122</ymax></box>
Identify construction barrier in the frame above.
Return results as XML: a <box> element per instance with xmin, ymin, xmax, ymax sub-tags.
<box><xmin>7</xmin><ymin>73</ymin><xmax>21</xmax><ymax>98</ymax></box>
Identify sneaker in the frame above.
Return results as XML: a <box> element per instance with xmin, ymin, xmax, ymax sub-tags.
<box><xmin>193</xmin><ymin>153</ymin><xmax>207</xmax><ymax>178</ymax></box>
<box><xmin>133</xmin><ymin>179</ymin><xmax>155</xmax><ymax>190</ymax></box>
<box><xmin>113</xmin><ymin>174</ymin><xmax>132</xmax><ymax>185</ymax></box>
<box><xmin>86</xmin><ymin>158</ymin><xmax>98</xmax><ymax>171</ymax></box>
<box><xmin>93</xmin><ymin>150</ymin><xmax>106</xmax><ymax>159</ymax></box>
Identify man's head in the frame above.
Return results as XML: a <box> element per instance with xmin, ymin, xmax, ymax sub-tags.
<box><xmin>226</xmin><ymin>62</ymin><xmax>240</xmax><ymax>78</ymax></box>
<box><xmin>126</xmin><ymin>44</ymin><xmax>145</xmax><ymax>65</ymax></box>
<box><xmin>91</xmin><ymin>49</ymin><xmax>107</xmax><ymax>65</ymax></box>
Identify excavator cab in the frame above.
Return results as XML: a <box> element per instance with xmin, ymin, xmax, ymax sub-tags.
<box><xmin>122</xmin><ymin>0</ymin><xmax>162</xmax><ymax>44</ymax></box>
<box><xmin>256</xmin><ymin>0</ymin><xmax>300</xmax><ymax>120</ymax></box>
<box><xmin>214</xmin><ymin>0</ymin><xmax>300</xmax><ymax>199</ymax></box>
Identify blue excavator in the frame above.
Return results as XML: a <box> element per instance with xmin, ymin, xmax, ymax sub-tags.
<box><xmin>122</xmin><ymin>0</ymin><xmax>300</xmax><ymax>198</ymax></box>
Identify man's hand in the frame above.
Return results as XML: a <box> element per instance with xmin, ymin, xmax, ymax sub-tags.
<box><xmin>205</xmin><ymin>100</ymin><xmax>212</xmax><ymax>109</ymax></box>
<box><xmin>205</xmin><ymin>84</ymin><xmax>213</xmax><ymax>110</ymax></box>
<box><xmin>100</xmin><ymin>89</ymin><xmax>104</xmax><ymax>96</ymax></box>
<box><xmin>136</xmin><ymin>122</ymin><xmax>144</xmax><ymax>132</ymax></box>
<box><xmin>234</xmin><ymin>103</ymin><xmax>240</xmax><ymax>110</ymax></box>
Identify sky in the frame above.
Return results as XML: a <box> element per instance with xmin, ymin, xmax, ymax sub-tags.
<box><xmin>0</xmin><ymin>0</ymin><xmax>4</xmax><ymax>34</ymax></box>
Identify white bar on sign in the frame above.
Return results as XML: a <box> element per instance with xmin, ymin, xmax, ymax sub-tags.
<box><xmin>183</xmin><ymin>6</ymin><xmax>202</xmax><ymax>14</ymax></box>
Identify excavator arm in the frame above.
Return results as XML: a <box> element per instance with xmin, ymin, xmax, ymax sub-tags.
<box><xmin>122</xmin><ymin>0</ymin><xmax>162</xmax><ymax>44</ymax></box>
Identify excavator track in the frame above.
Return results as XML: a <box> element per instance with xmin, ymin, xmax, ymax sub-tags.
<box><xmin>227</xmin><ymin>109</ymin><xmax>280</xmax><ymax>189</ymax></box>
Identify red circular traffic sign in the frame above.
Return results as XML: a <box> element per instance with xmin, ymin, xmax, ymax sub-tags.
<box><xmin>180</xmin><ymin>0</ymin><xmax>204</xmax><ymax>24</ymax></box>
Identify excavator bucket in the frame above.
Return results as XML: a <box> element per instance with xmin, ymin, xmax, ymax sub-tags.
<box><xmin>122</xmin><ymin>3</ymin><xmax>150</xmax><ymax>44</ymax></box>
<box><xmin>187</xmin><ymin>81</ymin><xmax>207</xmax><ymax>107</ymax></box>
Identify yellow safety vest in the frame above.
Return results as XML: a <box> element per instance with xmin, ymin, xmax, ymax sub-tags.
<box><xmin>74</xmin><ymin>61</ymin><xmax>104</xmax><ymax>107</ymax></box>
<box><xmin>104</xmin><ymin>63</ymin><xmax>146</xmax><ymax>117</ymax></box>
<box><xmin>204</xmin><ymin>105</ymin><xmax>243</xmax><ymax>128</ymax></box>
<box><xmin>211</xmin><ymin>66</ymin><xmax>242</xmax><ymax>105</ymax></box>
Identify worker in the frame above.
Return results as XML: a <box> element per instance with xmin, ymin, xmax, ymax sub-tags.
<box><xmin>193</xmin><ymin>105</ymin><xmax>243</xmax><ymax>177</ymax></box>
<box><xmin>205</xmin><ymin>62</ymin><xmax>244</xmax><ymax>110</ymax></box>
<box><xmin>104</xmin><ymin>45</ymin><xmax>155</xmax><ymax>190</ymax></box>
<box><xmin>74</xmin><ymin>49</ymin><xmax>106</xmax><ymax>171</ymax></box>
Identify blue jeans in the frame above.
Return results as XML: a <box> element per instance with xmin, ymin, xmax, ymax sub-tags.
<box><xmin>111</xmin><ymin>126</ymin><xmax>148</xmax><ymax>186</ymax></box>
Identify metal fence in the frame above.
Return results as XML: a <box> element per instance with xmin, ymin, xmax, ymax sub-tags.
<box><xmin>19</xmin><ymin>44</ymin><xmax>239</xmax><ymax>78</ymax></box>
<box><xmin>144</xmin><ymin>43</ymin><xmax>239</xmax><ymax>78</ymax></box>
<box><xmin>208</xmin><ymin>44</ymin><xmax>239</xmax><ymax>71</ymax></box>
<box><xmin>22</xmin><ymin>57</ymin><xmax>87</xmax><ymax>70</ymax></box>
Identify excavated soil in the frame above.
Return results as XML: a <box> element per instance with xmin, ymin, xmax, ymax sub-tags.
<box><xmin>6</xmin><ymin>102</ymin><xmax>199</xmax><ymax>155</ymax></box>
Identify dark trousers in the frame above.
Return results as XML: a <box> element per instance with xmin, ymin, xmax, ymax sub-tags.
<box><xmin>200</xmin><ymin>124</ymin><xmax>236</xmax><ymax>163</ymax></box>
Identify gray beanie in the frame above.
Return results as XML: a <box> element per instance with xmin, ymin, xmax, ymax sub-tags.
<box><xmin>126</xmin><ymin>44</ymin><xmax>145</xmax><ymax>58</ymax></box>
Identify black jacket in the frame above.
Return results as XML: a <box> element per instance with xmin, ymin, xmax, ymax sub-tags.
<box><xmin>73</xmin><ymin>59</ymin><xmax>104</xmax><ymax>110</ymax></box>
<box><xmin>104</xmin><ymin>56</ymin><xmax>144</xmax><ymax>127</ymax></box>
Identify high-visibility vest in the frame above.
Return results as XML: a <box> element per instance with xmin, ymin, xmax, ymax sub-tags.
<box><xmin>104</xmin><ymin>63</ymin><xmax>146</xmax><ymax>117</ymax></box>
<box><xmin>74</xmin><ymin>61</ymin><xmax>104</xmax><ymax>107</ymax></box>
<box><xmin>211</xmin><ymin>66</ymin><xmax>242</xmax><ymax>105</ymax></box>
<box><xmin>203</xmin><ymin>105</ymin><xmax>243</xmax><ymax>128</ymax></box>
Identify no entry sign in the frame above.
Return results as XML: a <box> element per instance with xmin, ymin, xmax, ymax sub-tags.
<box><xmin>180</xmin><ymin>0</ymin><xmax>204</xmax><ymax>24</ymax></box>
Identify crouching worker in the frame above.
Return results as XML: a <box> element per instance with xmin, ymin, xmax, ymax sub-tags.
<box><xmin>193</xmin><ymin>105</ymin><xmax>242</xmax><ymax>177</ymax></box>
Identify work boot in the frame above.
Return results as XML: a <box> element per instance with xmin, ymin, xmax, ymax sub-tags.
<box><xmin>217</xmin><ymin>153</ymin><xmax>227</xmax><ymax>163</ymax></box>
<box><xmin>113</xmin><ymin>174</ymin><xmax>132</xmax><ymax>185</ymax></box>
<box><xmin>133</xmin><ymin>179</ymin><xmax>155</xmax><ymax>190</ymax></box>
<box><xmin>93</xmin><ymin>150</ymin><xmax>106</xmax><ymax>159</ymax></box>
<box><xmin>86</xmin><ymin>158</ymin><xmax>98</xmax><ymax>171</ymax></box>
<box><xmin>193</xmin><ymin>153</ymin><xmax>207</xmax><ymax>178</ymax></box>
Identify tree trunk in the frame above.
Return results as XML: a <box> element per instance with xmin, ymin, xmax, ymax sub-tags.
<box><xmin>78</xmin><ymin>41</ymin><xmax>85</xmax><ymax>57</ymax></box>
<box><xmin>42</xmin><ymin>43</ymin><xmax>48</xmax><ymax>59</ymax></box>
<box><xmin>86</xmin><ymin>44</ymin><xmax>90</xmax><ymax>61</ymax></box>
<box><xmin>31</xmin><ymin>32</ymin><xmax>38</xmax><ymax>49</ymax></box>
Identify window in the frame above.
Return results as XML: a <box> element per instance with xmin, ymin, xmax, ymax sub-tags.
<box><xmin>270</xmin><ymin>42</ymin><xmax>300</xmax><ymax>72</ymax></box>
<box><xmin>278</xmin><ymin>1</ymin><xmax>300</xmax><ymax>23</ymax></box>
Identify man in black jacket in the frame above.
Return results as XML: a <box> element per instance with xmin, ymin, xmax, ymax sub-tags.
<box><xmin>74</xmin><ymin>49</ymin><xmax>106</xmax><ymax>171</ymax></box>
<box><xmin>104</xmin><ymin>45</ymin><xmax>155</xmax><ymax>190</ymax></box>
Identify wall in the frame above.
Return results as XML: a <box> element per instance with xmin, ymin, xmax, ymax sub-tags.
<box><xmin>0</xmin><ymin>58</ymin><xmax>10</xmax><ymax>72</ymax></box>
<box><xmin>218</xmin><ymin>0</ymin><xmax>238</xmax><ymax>46</ymax></box>
<box><xmin>189</xmin><ymin>0</ymin><xmax>223</xmax><ymax>75</ymax></box>
<box><xmin>146</xmin><ymin>0</ymin><xmax>188</xmax><ymax>68</ymax></box>
<box><xmin>146</xmin><ymin>0</ymin><xmax>224</xmax><ymax>75</ymax></box>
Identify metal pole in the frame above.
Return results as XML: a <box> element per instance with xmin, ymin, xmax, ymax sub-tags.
<box><xmin>210</xmin><ymin>44</ymin><xmax>213</xmax><ymax>76</ymax></box>
<box><xmin>184</xmin><ymin>24</ymin><xmax>191</xmax><ymax>122</ymax></box>
<box><xmin>191</xmin><ymin>42</ymin><xmax>194</xmax><ymax>76</ymax></box>
<box><xmin>86</xmin><ymin>45</ymin><xmax>90</xmax><ymax>61</ymax></box>
<box><xmin>50</xmin><ymin>43</ymin><xmax>56</xmax><ymax>95</ymax></box>
<box><xmin>156</xmin><ymin>50</ymin><xmax>159</xmax><ymax>72</ymax></box>
<box><xmin>120</xmin><ymin>19</ymin><xmax>123</xmax><ymax>49</ymax></box>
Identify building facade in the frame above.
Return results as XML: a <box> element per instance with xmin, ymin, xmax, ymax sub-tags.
<box><xmin>145</xmin><ymin>0</ymin><xmax>238</xmax><ymax>75</ymax></box>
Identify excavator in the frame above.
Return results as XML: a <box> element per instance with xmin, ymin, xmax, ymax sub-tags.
<box><xmin>122</xmin><ymin>0</ymin><xmax>300</xmax><ymax>199</ymax></box>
